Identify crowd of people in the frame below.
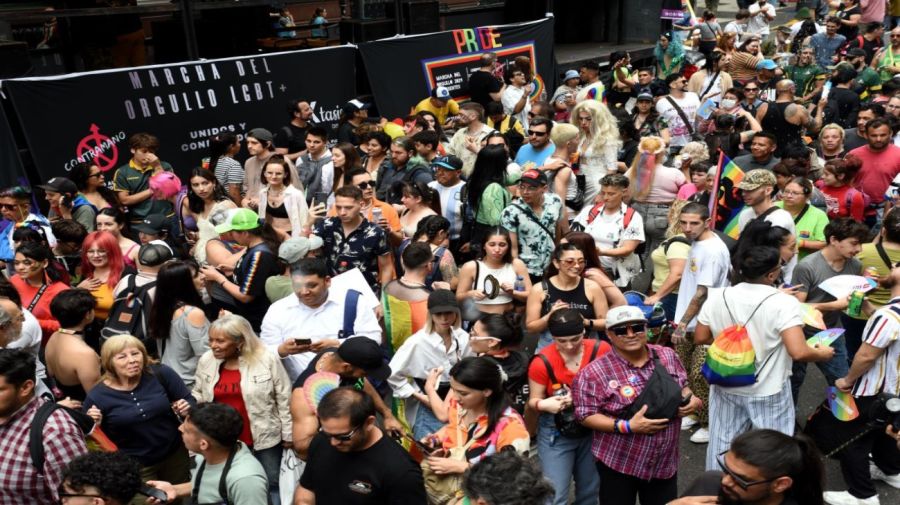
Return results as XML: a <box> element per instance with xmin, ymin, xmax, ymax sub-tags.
<box><xmin>5</xmin><ymin>2</ymin><xmax>900</xmax><ymax>505</ymax></box>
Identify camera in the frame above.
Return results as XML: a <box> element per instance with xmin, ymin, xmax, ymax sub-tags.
<box><xmin>869</xmin><ymin>393</ymin><xmax>900</xmax><ymax>431</ymax></box>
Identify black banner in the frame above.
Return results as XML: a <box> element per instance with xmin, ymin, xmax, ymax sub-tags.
<box><xmin>2</xmin><ymin>46</ymin><xmax>357</xmax><ymax>181</ymax></box>
<box><xmin>0</xmin><ymin>103</ymin><xmax>27</xmax><ymax>188</ymax></box>
<box><xmin>359</xmin><ymin>17</ymin><xmax>556</xmax><ymax>119</ymax></box>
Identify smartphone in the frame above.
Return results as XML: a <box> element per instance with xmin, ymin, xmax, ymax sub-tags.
<box><xmin>680</xmin><ymin>393</ymin><xmax>693</xmax><ymax>407</ymax></box>
<box><xmin>294</xmin><ymin>338</ymin><xmax>312</xmax><ymax>346</ymax></box>
<box><xmin>314</xmin><ymin>192</ymin><xmax>329</xmax><ymax>206</ymax></box>
<box><xmin>400</xmin><ymin>432</ymin><xmax>437</xmax><ymax>455</ymax></box>
<box><xmin>139</xmin><ymin>484</ymin><xmax>169</xmax><ymax>503</ymax></box>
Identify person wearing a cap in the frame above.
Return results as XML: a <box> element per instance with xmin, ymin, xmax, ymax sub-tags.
<box><xmin>190</xmin><ymin>313</ymin><xmax>290</xmax><ymax>503</ymax></box>
<box><xmin>428</xmin><ymin>155</ymin><xmax>466</xmax><ymax>253</ymax></box>
<box><xmin>40</xmin><ymin>177</ymin><xmax>96</xmax><ymax>232</ymax></box>
<box><xmin>810</xmin><ymin>16</ymin><xmax>848</xmax><ymax>68</ymax></box>
<box><xmin>414</xmin><ymin>86</ymin><xmax>459</xmax><ymax>127</ymax></box>
<box><xmin>242</xmin><ymin>127</ymin><xmax>301</xmax><ymax>209</ymax></box>
<box><xmin>446</xmin><ymin>103</ymin><xmax>493</xmax><ymax>175</ymax></box>
<box><xmin>289</xmin><ymin>336</ymin><xmax>403</xmax><ymax>460</ymax></box>
<box><xmin>572</xmin><ymin>304</ymin><xmax>699</xmax><ymax>504</ymax></box>
<box><xmin>200</xmin><ymin>208</ymin><xmax>283</xmax><ymax>332</ymax></box>
<box><xmin>501</xmin><ymin>168</ymin><xmax>568</xmax><ymax>283</ymax></box>
<box><xmin>844</xmin><ymin>48</ymin><xmax>882</xmax><ymax>100</ymax></box>
<box><xmin>336</xmin><ymin>99</ymin><xmax>373</xmax><ymax>146</ymax></box>
<box><xmin>112</xmin><ymin>133</ymin><xmax>175</xmax><ymax>224</ymax></box>
<box><xmin>528</xmin><ymin>308</ymin><xmax>610</xmax><ymax>505</ymax></box>
<box><xmin>132</xmin><ymin>213</ymin><xmax>170</xmax><ymax>245</ymax></box>
<box><xmin>112</xmin><ymin>240</ymin><xmax>174</xmax><ymax>306</ymax></box>
<box><xmin>467</xmin><ymin>52</ymin><xmax>503</xmax><ymax>109</ymax></box>
<box><xmin>502</xmin><ymin>66</ymin><xmax>533</xmax><ymax>128</ymax></box>
<box><xmin>388</xmin><ymin>289</ymin><xmax>471</xmax><ymax>439</ymax></box>
<box><xmin>274</xmin><ymin>98</ymin><xmax>314</xmax><ymax>162</ymax></box>
<box><xmin>265</xmin><ymin>236</ymin><xmax>323</xmax><ymax>303</ymax></box>
<box><xmin>736</xmin><ymin>168</ymin><xmax>797</xmax><ymax>236</ymax></box>
<box><xmin>551</xmin><ymin>69</ymin><xmax>581</xmax><ymax>121</ymax></box>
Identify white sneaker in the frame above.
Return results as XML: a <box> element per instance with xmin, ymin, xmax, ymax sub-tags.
<box><xmin>689</xmin><ymin>427</ymin><xmax>709</xmax><ymax>444</ymax></box>
<box><xmin>870</xmin><ymin>463</ymin><xmax>900</xmax><ymax>489</ymax></box>
<box><xmin>681</xmin><ymin>415</ymin><xmax>698</xmax><ymax>431</ymax></box>
<box><xmin>823</xmin><ymin>491</ymin><xmax>880</xmax><ymax>505</ymax></box>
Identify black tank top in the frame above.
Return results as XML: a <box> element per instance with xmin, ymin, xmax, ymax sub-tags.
<box><xmin>761</xmin><ymin>101</ymin><xmax>802</xmax><ymax>153</ymax></box>
<box><xmin>267</xmin><ymin>201</ymin><xmax>288</xmax><ymax>219</ymax></box>
<box><xmin>543</xmin><ymin>277</ymin><xmax>595</xmax><ymax>320</ymax></box>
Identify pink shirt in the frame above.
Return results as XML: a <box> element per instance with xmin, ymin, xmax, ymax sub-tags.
<box><xmin>850</xmin><ymin>144</ymin><xmax>900</xmax><ymax>205</ymax></box>
<box><xmin>642</xmin><ymin>165</ymin><xmax>687</xmax><ymax>203</ymax></box>
<box><xmin>677</xmin><ymin>183</ymin><xmax>699</xmax><ymax>200</ymax></box>
<box><xmin>860</xmin><ymin>0</ymin><xmax>886</xmax><ymax>23</ymax></box>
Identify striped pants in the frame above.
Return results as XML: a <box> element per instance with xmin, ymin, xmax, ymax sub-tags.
<box><xmin>705</xmin><ymin>380</ymin><xmax>795</xmax><ymax>470</ymax></box>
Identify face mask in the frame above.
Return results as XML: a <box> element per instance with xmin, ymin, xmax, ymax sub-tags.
<box><xmin>720</xmin><ymin>98</ymin><xmax>736</xmax><ymax>109</ymax></box>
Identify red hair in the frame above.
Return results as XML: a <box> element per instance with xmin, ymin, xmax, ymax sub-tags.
<box><xmin>81</xmin><ymin>231</ymin><xmax>124</xmax><ymax>288</ymax></box>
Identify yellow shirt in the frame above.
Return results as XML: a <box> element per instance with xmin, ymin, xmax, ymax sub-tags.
<box><xmin>650</xmin><ymin>235</ymin><xmax>691</xmax><ymax>294</ymax></box>
<box><xmin>413</xmin><ymin>97</ymin><xmax>460</xmax><ymax>124</ymax></box>
<box><xmin>91</xmin><ymin>283</ymin><xmax>114</xmax><ymax>320</ymax></box>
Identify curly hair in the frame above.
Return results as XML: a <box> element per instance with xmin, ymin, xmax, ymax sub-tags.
<box><xmin>61</xmin><ymin>452</ymin><xmax>142</xmax><ymax>504</ymax></box>
<box><xmin>569</xmin><ymin>100</ymin><xmax>621</xmax><ymax>155</ymax></box>
<box><xmin>462</xmin><ymin>447</ymin><xmax>554</xmax><ymax>505</ymax></box>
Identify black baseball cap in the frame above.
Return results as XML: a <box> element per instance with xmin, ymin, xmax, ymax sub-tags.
<box><xmin>38</xmin><ymin>177</ymin><xmax>78</xmax><ymax>195</ymax></box>
<box><xmin>133</xmin><ymin>214</ymin><xmax>169</xmax><ymax>235</ymax></box>
<box><xmin>337</xmin><ymin>338</ymin><xmax>391</xmax><ymax>382</ymax></box>
<box><xmin>428</xmin><ymin>289</ymin><xmax>459</xmax><ymax>314</ymax></box>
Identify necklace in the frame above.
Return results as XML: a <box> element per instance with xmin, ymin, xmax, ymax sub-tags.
<box><xmin>57</xmin><ymin>328</ymin><xmax>84</xmax><ymax>336</ymax></box>
<box><xmin>400</xmin><ymin>276</ymin><xmax>426</xmax><ymax>287</ymax></box>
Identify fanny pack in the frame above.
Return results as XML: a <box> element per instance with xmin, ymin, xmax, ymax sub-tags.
<box><xmin>620</xmin><ymin>348</ymin><xmax>683</xmax><ymax>421</ymax></box>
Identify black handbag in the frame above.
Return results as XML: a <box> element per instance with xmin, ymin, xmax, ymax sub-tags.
<box><xmin>535</xmin><ymin>343</ymin><xmax>601</xmax><ymax>438</ymax></box>
<box><xmin>621</xmin><ymin>348</ymin><xmax>683</xmax><ymax>421</ymax></box>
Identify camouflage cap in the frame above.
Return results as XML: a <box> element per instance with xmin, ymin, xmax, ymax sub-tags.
<box><xmin>737</xmin><ymin>169</ymin><xmax>777</xmax><ymax>191</ymax></box>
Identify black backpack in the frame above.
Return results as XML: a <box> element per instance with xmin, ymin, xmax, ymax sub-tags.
<box><xmin>100</xmin><ymin>275</ymin><xmax>157</xmax><ymax>347</ymax></box>
<box><xmin>502</xmin><ymin>116</ymin><xmax>525</xmax><ymax>157</ymax></box>
<box><xmin>30</xmin><ymin>401</ymin><xmax>95</xmax><ymax>473</ymax></box>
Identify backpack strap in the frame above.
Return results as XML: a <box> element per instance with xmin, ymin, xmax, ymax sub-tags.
<box><xmin>29</xmin><ymin>401</ymin><xmax>58</xmax><ymax>473</ymax></box>
<box><xmin>586</xmin><ymin>202</ymin><xmax>604</xmax><ymax>225</ymax></box>
<box><xmin>754</xmin><ymin>206</ymin><xmax>779</xmax><ymax>223</ymax></box>
<box><xmin>665</xmin><ymin>96</ymin><xmax>696</xmax><ymax>135</ymax></box>
<box><xmin>536</xmin><ymin>353</ymin><xmax>559</xmax><ymax>386</ymax></box>
<box><xmin>339</xmin><ymin>290</ymin><xmax>361</xmax><ymax>339</ymax></box>
<box><xmin>723</xmin><ymin>289</ymin><xmax>779</xmax><ymax>328</ymax></box>
<box><xmin>876</xmin><ymin>239</ymin><xmax>894</xmax><ymax>271</ymax></box>
<box><xmin>427</xmin><ymin>246</ymin><xmax>446</xmax><ymax>285</ymax></box>
<box><xmin>663</xmin><ymin>236</ymin><xmax>691</xmax><ymax>255</ymax></box>
<box><xmin>623</xmin><ymin>206</ymin><xmax>635</xmax><ymax>229</ymax></box>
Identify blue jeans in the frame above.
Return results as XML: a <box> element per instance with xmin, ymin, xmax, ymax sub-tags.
<box><xmin>252</xmin><ymin>444</ymin><xmax>281</xmax><ymax>505</ymax></box>
<box><xmin>790</xmin><ymin>335</ymin><xmax>849</xmax><ymax>404</ymax></box>
<box><xmin>537</xmin><ymin>414</ymin><xmax>600</xmax><ymax>505</ymax></box>
<box><xmin>413</xmin><ymin>403</ymin><xmax>446</xmax><ymax>440</ymax></box>
<box><xmin>660</xmin><ymin>292</ymin><xmax>678</xmax><ymax>322</ymax></box>
<box><xmin>840</xmin><ymin>313</ymin><xmax>868</xmax><ymax>362</ymax></box>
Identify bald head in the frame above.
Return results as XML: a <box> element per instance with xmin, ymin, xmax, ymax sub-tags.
<box><xmin>775</xmin><ymin>79</ymin><xmax>796</xmax><ymax>95</ymax></box>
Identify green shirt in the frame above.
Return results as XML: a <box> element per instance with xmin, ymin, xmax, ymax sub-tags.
<box><xmin>190</xmin><ymin>443</ymin><xmax>269</xmax><ymax>505</ymax></box>
<box><xmin>856</xmin><ymin>242</ymin><xmax>900</xmax><ymax>309</ymax></box>
<box><xmin>784</xmin><ymin>63</ymin><xmax>825</xmax><ymax>98</ymax></box>
<box><xmin>112</xmin><ymin>159</ymin><xmax>175</xmax><ymax>221</ymax></box>
<box><xmin>265</xmin><ymin>275</ymin><xmax>293</xmax><ymax>303</ymax></box>
<box><xmin>775</xmin><ymin>202</ymin><xmax>828</xmax><ymax>260</ymax></box>
<box><xmin>475</xmin><ymin>182</ymin><xmax>511</xmax><ymax>226</ymax></box>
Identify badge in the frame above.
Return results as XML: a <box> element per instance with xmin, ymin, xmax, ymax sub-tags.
<box><xmin>608</xmin><ymin>380</ymin><xmax>619</xmax><ymax>389</ymax></box>
<box><xmin>620</xmin><ymin>385</ymin><xmax>636</xmax><ymax>398</ymax></box>
<box><xmin>690</xmin><ymin>259</ymin><xmax>698</xmax><ymax>272</ymax></box>
<box><xmin>627</xmin><ymin>375</ymin><xmax>638</xmax><ymax>384</ymax></box>
<box><xmin>799</xmin><ymin>230</ymin><xmax>810</xmax><ymax>239</ymax></box>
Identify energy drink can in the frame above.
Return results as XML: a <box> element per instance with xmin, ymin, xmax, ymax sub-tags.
<box><xmin>847</xmin><ymin>290</ymin><xmax>865</xmax><ymax>317</ymax></box>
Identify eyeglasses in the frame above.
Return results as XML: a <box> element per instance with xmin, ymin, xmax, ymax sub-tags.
<box><xmin>559</xmin><ymin>258</ymin><xmax>585</xmax><ymax>267</ymax></box>
<box><xmin>528</xmin><ymin>130</ymin><xmax>548</xmax><ymax>137</ymax></box>
<box><xmin>88</xmin><ymin>172</ymin><xmax>103</xmax><ymax>179</ymax></box>
<box><xmin>356</xmin><ymin>181</ymin><xmax>373</xmax><ymax>190</ymax></box>
<box><xmin>86</xmin><ymin>249</ymin><xmax>108</xmax><ymax>256</ymax></box>
<box><xmin>611</xmin><ymin>324</ymin><xmax>647</xmax><ymax>336</ymax></box>
<box><xmin>319</xmin><ymin>425</ymin><xmax>360</xmax><ymax>442</ymax></box>
<box><xmin>781</xmin><ymin>190</ymin><xmax>804</xmax><ymax>197</ymax></box>
<box><xmin>716</xmin><ymin>451</ymin><xmax>779</xmax><ymax>490</ymax></box>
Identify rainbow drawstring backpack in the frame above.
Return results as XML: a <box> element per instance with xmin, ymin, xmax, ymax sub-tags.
<box><xmin>701</xmin><ymin>291</ymin><xmax>778</xmax><ymax>387</ymax></box>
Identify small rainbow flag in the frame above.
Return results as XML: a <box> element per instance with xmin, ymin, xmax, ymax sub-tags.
<box><xmin>710</xmin><ymin>151</ymin><xmax>746</xmax><ymax>240</ymax></box>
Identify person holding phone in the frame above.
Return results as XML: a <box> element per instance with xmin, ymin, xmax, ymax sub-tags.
<box><xmin>40</xmin><ymin>176</ymin><xmax>97</xmax><ymax>232</ymax></box>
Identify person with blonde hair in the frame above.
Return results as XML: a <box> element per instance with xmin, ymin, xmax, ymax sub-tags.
<box><xmin>817</xmin><ymin>123</ymin><xmax>846</xmax><ymax>161</ymax></box>
<box><xmin>626</xmin><ymin>136</ymin><xmax>687</xmax><ymax>291</ymax></box>
<box><xmin>83</xmin><ymin>335</ymin><xmax>194</xmax><ymax>493</ymax></box>
<box><xmin>569</xmin><ymin>100</ymin><xmax>621</xmax><ymax>206</ymax></box>
<box><xmin>191</xmin><ymin>313</ymin><xmax>292</xmax><ymax>505</ymax></box>
<box><xmin>544</xmin><ymin>122</ymin><xmax>583</xmax><ymax>220</ymax></box>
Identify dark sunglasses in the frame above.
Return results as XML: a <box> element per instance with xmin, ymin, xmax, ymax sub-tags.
<box><xmin>0</xmin><ymin>204</ymin><xmax>20</xmax><ymax>211</ymax></box>
<box><xmin>716</xmin><ymin>451</ymin><xmax>779</xmax><ymax>490</ymax></box>
<box><xmin>88</xmin><ymin>172</ymin><xmax>103</xmax><ymax>178</ymax></box>
<box><xmin>611</xmin><ymin>324</ymin><xmax>646</xmax><ymax>336</ymax></box>
<box><xmin>528</xmin><ymin>130</ymin><xmax>548</xmax><ymax>137</ymax></box>
<box><xmin>356</xmin><ymin>181</ymin><xmax>373</xmax><ymax>190</ymax></box>
<box><xmin>744</xmin><ymin>87</ymin><xmax>759</xmax><ymax>92</ymax></box>
<box><xmin>319</xmin><ymin>425</ymin><xmax>360</xmax><ymax>442</ymax></box>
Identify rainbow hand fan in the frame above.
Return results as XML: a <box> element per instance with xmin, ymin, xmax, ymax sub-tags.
<box><xmin>303</xmin><ymin>372</ymin><xmax>340</xmax><ymax>413</ymax></box>
<box><xmin>826</xmin><ymin>386</ymin><xmax>859</xmax><ymax>421</ymax></box>
<box><xmin>806</xmin><ymin>328</ymin><xmax>845</xmax><ymax>348</ymax></box>
<box><xmin>799</xmin><ymin>304</ymin><xmax>826</xmax><ymax>330</ymax></box>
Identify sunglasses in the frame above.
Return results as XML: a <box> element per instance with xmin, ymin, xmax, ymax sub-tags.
<box><xmin>611</xmin><ymin>324</ymin><xmax>646</xmax><ymax>336</ymax></box>
<box><xmin>356</xmin><ymin>181</ymin><xmax>373</xmax><ymax>190</ymax></box>
<box><xmin>0</xmin><ymin>204</ymin><xmax>20</xmax><ymax>210</ymax></box>
<box><xmin>716</xmin><ymin>451</ymin><xmax>779</xmax><ymax>490</ymax></box>
<box><xmin>319</xmin><ymin>425</ymin><xmax>360</xmax><ymax>442</ymax></box>
<box><xmin>744</xmin><ymin>87</ymin><xmax>758</xmax><ymax>92</ymax></box>
<box><xmin>528</xmin><ymin>130</ymin><xmax>548</xmax><ymax>137</ymax></box>
<box><xmin>559</xmin><ymin>258</ymin><xmax>585</xmax><ymax>266</ymax></box>
<box><xmin>88</xmin><ymin>172</ymin><xmax>103</xmax><ymax>178</ymax></box>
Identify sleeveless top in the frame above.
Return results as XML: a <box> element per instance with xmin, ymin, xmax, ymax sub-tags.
<box><xmin>267</xmin><ymin>201</ymin><xmax>288</xmax><ymax>219</ymax></box>
<box><xmin>761</xmin><ymin>101</ymin><xmax>802</xmax><ymax>152</ymax></box>
<box><xmin>474</xmin><ymin>260</ymin><xmax>517</xmax><ymax>305</ymax></box>
<box><xmin>543</xmin><ymin>277</ymin><xmax>595</xmax><ymax>320</ymax></box>
<box><xmin>123</xmin><ymin>242</ymin><xmax>138</xmax><ymax>269</ymax></box>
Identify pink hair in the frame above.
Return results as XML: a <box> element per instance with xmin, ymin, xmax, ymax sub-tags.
<box><xmin>81</xmin><ymin>231</ymin><xmax>124</xmax><ymax>288</ymax></box>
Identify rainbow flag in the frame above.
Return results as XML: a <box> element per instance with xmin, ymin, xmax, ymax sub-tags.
<box><xmin>710</xmin><ymin>151</ymin><xmax>746</xmax><ymax>240</ymax></box>
<box><xmin>701</xmin><ymin>325</ymin><xmax>758</xmax><ymax>387</ymax></box>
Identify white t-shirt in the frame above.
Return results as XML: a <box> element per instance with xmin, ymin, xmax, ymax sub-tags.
<box><xmin>429</xmin><ymin>180</ymin><xmax>465</xmax><ymax>240</ymax></box>
<box><xmin>675</xmin><ymin>234</ymin><xmax>731</xmax><ymax>331</ymax></box>
<box><xmin>747</xmin><ymin>3</ymin><xmax>776</xmax><ymax>36</ymax></box>
<box><xmin>573</xmin><ymin>203</ymin><xmax>645</xmax><ymax>270</ymax></box>
<box><xmin>852</xmin><ymin>298</ymin><xmax>900</xmax><ymax>397</ymax></box>
<box><xmin>656</xmin><ymin>93</ymin><xmax>701</xmax><ymax>147</ymax></box>
<box><xmin>698</xmin><ymin>283</ymin><xmax>803</xmax><ymax>396</ymax></box>
<box><xmin>501</xmin><ymin>85</ymin><xmax>531</xmax><ymax>128</ymax></box>
<box><xmin>737</xmin><ymin>205</ymin><xmax>798</xmax><ymax>283</ymax></box>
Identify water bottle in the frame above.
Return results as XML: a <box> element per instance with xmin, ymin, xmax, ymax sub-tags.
<box><xmin>514</xmin><ymin>275</ymin><xmax>526</xmax><ymax>292</ymax></box>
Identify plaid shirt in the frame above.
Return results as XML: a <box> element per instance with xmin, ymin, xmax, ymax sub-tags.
<box><xmin>572</xmin><ymin>344</ymin><xmax>687</xmax><ymax>481</ymax></box>
<box><xmin>0</xmin><ymin>397</ymin><xmax>87</xmax><ymax>504</ymax></box>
